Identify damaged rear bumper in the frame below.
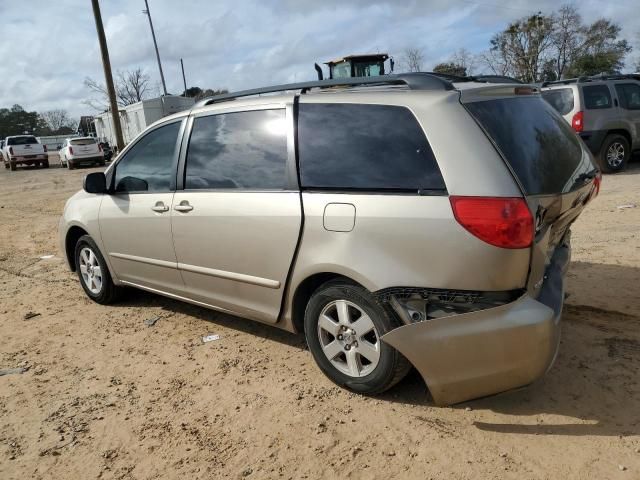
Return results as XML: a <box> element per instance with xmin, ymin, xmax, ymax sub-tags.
<box><xmin>381</xmin><ymin>243</ymin><xmax>569</xmax><ymax>406</ymax></box>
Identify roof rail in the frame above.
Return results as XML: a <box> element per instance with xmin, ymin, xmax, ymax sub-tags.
<box><xmin>542</xmin><ymin>73</ymin><xmax>640</xmax><ymax>87</ymax></box>
<box><xmin>194</xmin><ymin>73</ymin><xmax>454</xmax><ymax>107</ymax></box>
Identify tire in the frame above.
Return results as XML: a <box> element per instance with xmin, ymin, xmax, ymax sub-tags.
<box><xmin>304</xmin><ymin>279</ymin><xmax>411</xmax><ymax>394</ymax></box>
<box><xmin>599</xmin><ymin>134</ymin><xmax>629</xmax><ymax>173</ymax></box>
<box><xmin>67</xmin><ymin>160</ymin><xmax>74</xmax><ymax>170</ymax></box>
<box><xmin>74</xmin><ymin>235</ymin><xmax>121</xmax><ymax>304</ymax></box>
<box><xmin>9</xmin><ymin>161</ymin><xmax>16</xmax><ymax>171</ymax></box>
<box><xmin>3</xmin><ymin>162</ymin><xmax>8</xmax><ymax>169</ymax></box>
<box><xmin>43</xmin><ymin>160</ymin><xmax>49</xmax><ymax>168</ymax></box>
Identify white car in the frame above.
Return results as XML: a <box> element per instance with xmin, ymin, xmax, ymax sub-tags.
<box><xmin>2</xmin><ymin>135</ymin><xmax>49</xmax><ymax>171</ymax></box>
<box><xmin>59</xmin><ymin>137</ymin><xmax>105</xmax><ymax>170</ymax></box>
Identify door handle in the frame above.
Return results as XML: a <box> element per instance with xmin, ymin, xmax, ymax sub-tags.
<box><xmin>151</xmin><ymin>201</ymin><xmax>169</xmax><ymax>213</ymax></box>
<box><xmin>174</xmin><ymin>200</ymin><xmax>193</xmax><ymax>212</ymax></box>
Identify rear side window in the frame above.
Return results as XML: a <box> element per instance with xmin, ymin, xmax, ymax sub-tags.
<box><xmin>185</xmin><ymin>109</ymin><xmax>288</xmax><ymax>190</ymax></box>
<box><xmin>8</xmin><ymin>136</ymin><xmax>38</xmax><ymax>145</ymax></box>
<box><xmin>465</xmin><ymin>96</ymin><xmax>596</xmax><ymax>196</ymax></box>
<box><xmin>541</xmin><ymin>88</ymin><xmax>574</xmax><ymax>115</ymax></box>
<box><xmin>615</xmin><ymin>83</ymin><xmax>640</xmax><ymax>110</ymax></box>
<box><xmin>298</xmin><ymin>104</ymin><xmax>446</xmax><ymax>192</ymax></box>
<box><xmin>582</xmin><ymin>85</ymin><xmax>612</xmax><ymax>109</ymax></box>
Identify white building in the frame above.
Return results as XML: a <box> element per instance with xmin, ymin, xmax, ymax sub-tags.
<box><xmin>94</xmin><ymin>95</ymin><xmax>195</xmax><ymax>147</ymax></box>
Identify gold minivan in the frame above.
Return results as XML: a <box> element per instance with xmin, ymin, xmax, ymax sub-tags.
<box><xmin>59</xmin><ymin>74</ymin><xmax>599</xmax><ymax>405</ymax></box>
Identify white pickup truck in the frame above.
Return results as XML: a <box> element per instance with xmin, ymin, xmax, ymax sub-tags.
<box><xmin>2</xmin><ymin>135</ymin><xmax>49</xmax><ymax>171</ymax></box>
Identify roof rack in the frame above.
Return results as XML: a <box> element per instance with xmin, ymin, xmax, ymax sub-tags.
<box><xmin>541</xmin><ymin>73</ymin><xmax>640</xmax><ymax>87</ymax></box>
<box><xmin>194</xmin><ymin>72</ymin><xmax>526</xmax><ymax>107</ymax></box>
<box><xmin>195</xmin><ymin>73</ymin><xmax>454</xmax><ymax>107</ymax></box>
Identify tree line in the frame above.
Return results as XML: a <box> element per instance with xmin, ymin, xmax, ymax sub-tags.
<box><xmin>0</xmin><ymin>105</ymin><xmax>76</xmax><ymax>140</ymax></box>
<box><xmin>402</xmin><ymin>5</ymin><xmax>636</xmax><ymax>82</ymax></box>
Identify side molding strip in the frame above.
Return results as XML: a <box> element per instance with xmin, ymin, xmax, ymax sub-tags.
<box><xmin>177</xmin><ymin>262</ymin><xmax>281</xmax><ymax>289</ymax></box>
<box><xmin>110</xmin><ymin>252</ymin><xmax>177</xmax><ymax>269</ymax></box>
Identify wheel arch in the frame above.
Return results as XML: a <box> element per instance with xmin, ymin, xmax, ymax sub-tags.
<box><xmin>605</xmin><ymin>129</ymin><xmax>632</xmax><ymax>147</ymax></box>
<box><xmin>290</xmin><ymin>272</ymin><xmax>364</xmax><ymax>334</ymax></box>
<box><xmin>65</xmin><ymin>225</ymin><xmax>89</xmax><ymax>272</ymax></box>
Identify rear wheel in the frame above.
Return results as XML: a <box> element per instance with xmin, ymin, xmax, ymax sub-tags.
<box><xmin>74</xmin><ymin>235</ymin><xmax>121</xmax><ymax>304</ymax></box>
<box><xmin>9</xmin><ymin>161</ymin><xmax>16</xmax><ymax>171</ymax></box>
<box><xmin>599</xmin><ymin>134</ymin><xmax>629</xmax><ymax>173</ymax></box>
<box><xmin>43</xmin><ymin>160</ymin><xmax>49</xmax><ymax>168</ymax></box>
<box><xmin>304</xmin><ymin>280</ymin><xmax>410</xmax><ymax>394</ymax></box>
<box><xmin>67</xmin><ymin>160</ymin><xmax>74</xmax><ymax>170</ymax></box>
<box><xmin>3</xmin><ymin>162</ymin><xmax>8</xmax><ymax>169</ymax></box>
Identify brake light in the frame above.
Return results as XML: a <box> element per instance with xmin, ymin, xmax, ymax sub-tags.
<box><xmin>571</xmin><ymin>111</ymin><xmax>584</xmax><ymax>133</ymax></box>
<box><xmin>450</xmin><ymin>196</ymin><xmax>533</xmax><ymax>249</ymax></box>
<box><xmin>43</xmin><ymin>144</ymin><xmax>47</xmax><ymax>152</ymax></box>
<box><xmin>9</xmin><ymin>147</ymin><xmax>13</xmax><ymax>156</ymax></box>
<box><xmin>593</xmin><ymin>171</ymin><xmax>602</xmax><ymax>197</ymax></box>
<box><xmin>98</xmin><ymin>143</ymin><xmax>103</xmax><ymax>151</ymax></box>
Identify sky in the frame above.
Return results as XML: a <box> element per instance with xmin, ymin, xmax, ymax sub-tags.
<box><xmin>0</xmin><ymin>0</ymin><xmax>637</xmax><ymax>120</ymax></box>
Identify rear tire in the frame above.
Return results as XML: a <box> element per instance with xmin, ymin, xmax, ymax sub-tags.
<box><xmin>74</xmin><ymin>235</ymin><xmax>121</xmax><ymax>304</ymax></box>
<box><xmin>599</xmin><ymin>134</ymin><xmax>629</xmax><ymax>173</ymax></box>
<box><xmin>43</xmin><ymin>160</ymin><xmax>49</xmax><ymax>168</ymax></box>
<box><xmin>304</xmin><ymin>280</ymin><xmax>411</xmax><ymax>394</ymax></box>
<box><xmin>3</xmin><ymin>162</ymin><xmax>8</xmax><ymax>169</ymax></box>
<box><xmin>67</xmin><ymin>160</ymin><xmax>74</xmax><ymax>170</ymax></box>
<box><xmin>9</xmin><ymin>161</ymin><xmax>16</xmax><ymax>171</ymax></box>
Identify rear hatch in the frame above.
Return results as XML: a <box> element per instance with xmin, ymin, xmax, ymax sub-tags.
<box><xmin>7</xmin><ymin>136</ymin><xmax>45</xmax><ymax>157</ymax></box>
<box><xmin>70</xmin><ymin>138</ymin><xmax>101</xmax><ymax>158</ymax></box>
<box><xmin>460</xmin><ymin>86</ymin><xmax>599</xmax><ymax>295</ymax></box>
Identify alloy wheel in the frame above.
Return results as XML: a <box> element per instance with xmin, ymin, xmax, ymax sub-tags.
<box><xmin>317</xmin><ymin>299</ymin><xmax>381</xmax><ymax>377</ymax></box>
<box><xmin>79</xmin><ymin>247</ymin><xmax>103</xmax><ymax>294</ymax></box>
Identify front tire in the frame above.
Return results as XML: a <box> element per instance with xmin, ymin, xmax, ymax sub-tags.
<box><xmin>304</xmin><ymin>280</ymin><xmax>410</xmax><ymax>394</ymax></box>
<box><xmin>74</xmin><ymin>235</ymin><xmax>120</xmax><ymax>304</ymax></box>
<box><xmin>599</xmin><ymin>134</ymin><xmax>629</xmax><ymax>173</ymax></box>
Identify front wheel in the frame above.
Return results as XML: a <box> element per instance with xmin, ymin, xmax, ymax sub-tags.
<box><xmin>599</xmin><ymin>134</ymin><xmax>629</xmax><ymax>173</ymax></box>
<box><xmin>304</xmin><ymin>280</ymin><xmax>410</xmax><ymax>394</ymax></box>
<box><xmin>74</xmin><ymin>235</ymin><xmax>121</xmax><ymax>304</ymax></box>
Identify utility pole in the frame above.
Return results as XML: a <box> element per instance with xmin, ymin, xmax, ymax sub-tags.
<box><xmin>180</xmin><ymin>58</ymin><xmax>187</xmax><ymax>95</ymax></box>
<box><xmin>91</xmin><ymin>0</ymin><xmax>124</xmax><ymax>151</ymax></box>
<box><xmin>143</xmin><ymin>0</ymin><xmax>168</xmax><ymax>96</ymax></box>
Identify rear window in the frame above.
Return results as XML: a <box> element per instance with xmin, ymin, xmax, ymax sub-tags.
<box><xmin>541</xmin><ymin>88</ymin><xmax>574</xmax><ymax>115</ymax></box>
<box><xmin>298</xmin><ymin>103</ymin><xmax>446</xmax><ymax>192</ymax></box>
<box><xmin>582</xmin><ymin>85</ymin><xmax>612</xmax><ymax>109</ymax></box>
<box><xmin>8</xmin><ymin>136</ymin><xmax>38</xmax><ymax>146</ymax></box>
<box><xmin>465</xmin><ymin>96</ymin><xmax>596</xmax><ymax>195</ymax></box>
<box><xmin>70</xmin><ymin>138</ymin><xmax>96</xmax><ymax>145</ymax></box>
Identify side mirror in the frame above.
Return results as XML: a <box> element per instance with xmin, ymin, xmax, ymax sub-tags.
<box><xmin>83</xmin><ymin>172</ymin><xmax>107</xmax><ymax>194</ymax></box>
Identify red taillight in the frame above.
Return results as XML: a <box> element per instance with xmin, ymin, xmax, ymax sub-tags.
<box><xmin>593</xmin><ymin>171</ymin><xmax>602</xmax><ymax>197</ymax></box>
<box><xmin>98</xmin><ymin>143</ymin><xmax>103</xmax><ymax>151</ymax></box>
<box><xmin>571</xmin><ymin>111</ymin><xmax>584</xmax><ymax>133</ymax></box>
<box><xmin>43</xmin><ymin>144</ymin><xmax>47</xmax><ymax>152</ymax></box>
<box><xmin>69</xmin><ymin>146</ymin><xmax>74</xmax><ymax>155</ymax></box>
<box><xmin>450</xmin><ymin>196</ymin><xmax>533</xmax><ymax>249</ymax></box>
<box><xmin>9</xmin><ymin>147</ymin><xmax>14</xmax><ymax>156</ymax></box>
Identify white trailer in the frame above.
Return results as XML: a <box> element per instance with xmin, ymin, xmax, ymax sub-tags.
<box><xmin>94</xmin><ymin>95</ymin><xmax>194</xmax><ymax>148</ymax></box>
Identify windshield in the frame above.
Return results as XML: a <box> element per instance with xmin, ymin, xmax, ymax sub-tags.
<box><xmin>8</xmin><ymin>136</ymin><xmax>38</xmax><ymax>146</ymax></box>
<box><xmin>331</xmin><ymin>62</ymin><xmax>352</xmax><ymax>79</ymax></box>
<box><xmin>465</xmin><ymin>96</ymin><xmax>597</xmax><ymax>196</ymax></box>
<box><xmin>541</xmin><ymin>88</ymin><xmax>574</xmax><ymax>115</ymax></box>
<box><xmin>70</xmin><ymin>138</ymin><xmax>97</xmax><ymax>146</ymax></box>
<box><xmin>353</xmin><ymin>62</ymin><xmax>383</xmax><ymax>77</ymax></box>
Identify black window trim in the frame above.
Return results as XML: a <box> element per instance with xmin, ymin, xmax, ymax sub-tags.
<box><xmin>176</xmin><ymin>103</ymin><xmax>298</xmax><ymax>192</ymax></box>
<box><xmin>581</xmin><ymin>84</ymin><xmax>613</xmax><ymax>110</ymax></box>
<box><xmin>107</xmin><ymin>117</ymin><xmax>187</xmax><ymax>195</ymax></box>
<box><xmin>295</xmin><ymin>101</ymin><xmax>448</xmax><ymax>195</ymax></box>
<box><xmin>614</xmin><ymin>82</ymin><xmax>640</xmax><ymax>110</ymax></box>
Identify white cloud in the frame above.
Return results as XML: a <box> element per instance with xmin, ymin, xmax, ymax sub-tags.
<box><xmin>0</xmin><ymin>0</ymin><xmax>637</xmax><ymax>120</ymax></box>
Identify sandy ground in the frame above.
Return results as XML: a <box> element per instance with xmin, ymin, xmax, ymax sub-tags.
<box><xmin>0</xmin><ymin>155</ymin><xmax>639</xmax><ymax>480</ymax></box>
